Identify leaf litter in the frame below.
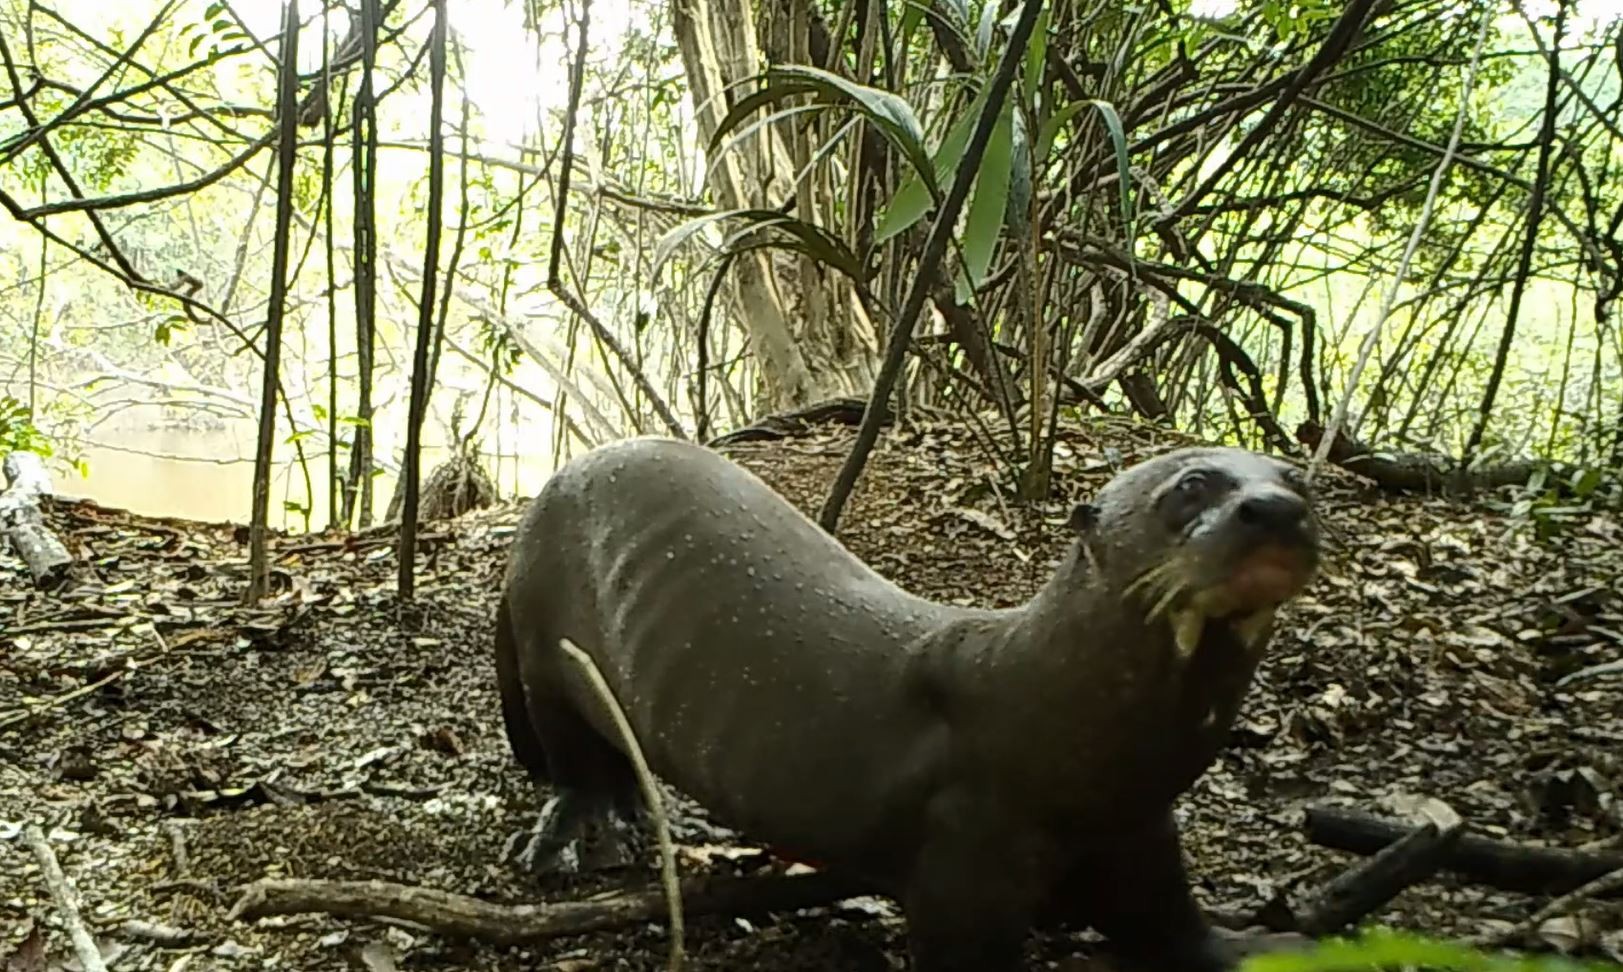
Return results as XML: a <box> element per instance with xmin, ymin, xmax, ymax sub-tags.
<box><xmin>1</xmin><ymin>415</ymin><xmax>1620</xmax><ymax>969</ymax></box>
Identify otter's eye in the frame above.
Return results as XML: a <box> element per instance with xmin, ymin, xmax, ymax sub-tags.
<box><xmin>1176</xmin><ymin>472</ymin><xmax>1207</xmax><ymax>495</ymax></box>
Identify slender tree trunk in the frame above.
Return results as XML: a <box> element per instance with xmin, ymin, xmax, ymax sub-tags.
<box><xmin>321</xmin><ymin>0</ymin><xmax>340</xmax><ymax>531</ymax></box>
<box><xmin>398</xmin><ymin>0</ymin><xmax>449</xmax><ymax>600</ymax></box>
<box><xmin>247</xmin><ymin>0</ymin><xmax>301</xmax><ymax>603</ymax></box>
<box><xmin>425</xmin><ymin>42</ymin><xmax>472</xmax><ymax>407</ymax></box>
<box><xmin>345</xmin><ymin>0</ymin><xmax>381</xmax><ymax>530</ymax></box>
<box><xmin>28</xmin><ymin>178</ymin><xmax>46</xmax><ymax>417</ymax></box>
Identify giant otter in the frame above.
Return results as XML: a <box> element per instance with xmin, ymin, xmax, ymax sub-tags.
<box><xmin>494</xmin><ymin>437</ymin><xmax>1319</xmax><ymax>971</ymax></box>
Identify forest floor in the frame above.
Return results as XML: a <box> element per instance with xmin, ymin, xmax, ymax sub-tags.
<box><xmin>3</xmin><ymin>415</ymin><xmax>1622</xmax><ymax>971</ymax></box>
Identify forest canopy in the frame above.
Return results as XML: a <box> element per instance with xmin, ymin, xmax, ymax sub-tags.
<box><xmin>0</xmin><ymin>0</ymin><xmax>1619</xmax><ymax>532</ymax></box>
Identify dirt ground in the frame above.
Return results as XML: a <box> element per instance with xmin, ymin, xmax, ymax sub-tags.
<box><xmin>3</xmin><ymin>415</ymin><xmax>1621</xmax><ymax>970</ymax></box>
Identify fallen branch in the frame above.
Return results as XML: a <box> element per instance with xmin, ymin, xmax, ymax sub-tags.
<box><xmin>1468</xmin><ymin>864</ymin><xmax>1623</xmax><ymax>948</ymax></box>
<box><xmin>2</xmin><ymin>616</ymin><xmax>131</xmax><ymax>635</ymax></box>
<box><xmin>1305</xmin><ymin>806</ymin><xmax>1623</xmax><ymax>897</ymax></box>
<box><xmin>1291</xmin><ymin>818</ymin><xmax>1466</xmax><ymax>935</ymax></box>
<box><xmin>0</xmin><ymin>654</ymin><xmax>158</xmax><ymax>732</ymax></box>
<box><xmin>1555</xmin><ymin>659</ymin><xmax>1623</xmax><ymax>688</ymax></box>
<box><xmin>23</xmin><ymin>825</ymin><xmax>109</xmax><ymax>972</ymax></box>
<box><xmin>276</xmin><ymin>529</ymin><xmax>451</xmax><ymax>558</ymax></box>
<box><xmin>559</xmin><ymin>636</ymin><xmax>685</xmax><ymax>971</ymax></box>
<box><xmin>0</xmin><ymin>452</ymin><xmax>73</xmax><ymax>589</ymax></box>
<box><xmin>228</xmin><ymin>871</ymin><xmax>864</xmax><ymax>945</ymax></box>
<box><xmin>119</xmin><ymin>919</ymin><xmax>208</xmax><ymax>948</ymax></box>
<box><xmin>1295</xmin><ymin>422</ymin><xmax>1557</xmax><ymax>495</ymax></box>
<box><xmin>707</xmin><ymin>396</ymin><xmax>890</xmax><ymax>448</ymax></box>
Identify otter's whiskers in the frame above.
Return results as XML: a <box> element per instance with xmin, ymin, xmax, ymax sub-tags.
<box><xmin>1127</xmin><ymin>559</ymin><xmax>1187</xmax><ymax>619</ymax></box>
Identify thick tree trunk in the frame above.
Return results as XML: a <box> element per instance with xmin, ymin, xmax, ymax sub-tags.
<box><xmin>670</xmin><ymin>0</ymin><xmax>861</xmax><ymax>410</ymax></box>
<box><xmin>670</xmin><ymin>0</ymin><xmax>810</xmax><ymax>408</ymax></box>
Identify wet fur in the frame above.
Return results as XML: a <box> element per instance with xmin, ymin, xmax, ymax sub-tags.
<box><xmin>494</xmin><ymin>438</ymin><xmax>1319</xmax><ymax>972</ymax></box>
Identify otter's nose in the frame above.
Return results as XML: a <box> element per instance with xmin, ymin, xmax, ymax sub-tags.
<box><xmin>1237</xmin><ymin>491</ymin><xmax>1308</xmax><ymax>532</ymax></box>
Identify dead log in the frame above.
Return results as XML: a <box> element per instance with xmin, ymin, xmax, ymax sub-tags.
<box><xmin>1</xmin><ymin>451</ymin><xmax>73</xmax><ymax>589</ymax></box>
<box><xmin>708</xmin><ymin>396</ymin><xmax>890</xmax><ymax>447</ymax></box>
<box><xmin>1305</xmin><ymin>806</ymin><xmax>1623</xmax><ymax>897</ymax></box>
<box><xmin>1291</xmin><ymin>818</ymin><xmax>1466</xmax><ymax>936</ymax></box>
<box><xmin>229</xmin><ymin>871</ymin><xmax>866</xmax><ymax>945</ymax></box>
<box><xmin>1295</xmin><ymin>422</ymin><xmax>1551</xmax><ymax>495</ymax></box>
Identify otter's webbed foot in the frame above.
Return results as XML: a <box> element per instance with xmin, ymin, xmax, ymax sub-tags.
<box><xmin>504</xmin><ymin>790</ymin><xmax>648</xmax><ymax>876</ymax></box>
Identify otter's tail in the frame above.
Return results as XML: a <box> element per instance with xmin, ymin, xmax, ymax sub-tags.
<box><xmin>494</xmin><ymin>595</ymin><xmax>551</xmax><ymax>782</ymax></box>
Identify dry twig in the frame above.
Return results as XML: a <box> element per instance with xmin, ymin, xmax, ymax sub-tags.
<box><xmin>0</xmin><ymin>656</ymin><xmax>156</xmax><ymax>732</ymax></box>
<box><xmin>1469</xmin><ymin>864</ymin><xmax>1623</xmax><ymax>948</ymax></box>
<box><xmin>22</xmin><ymin>825</ymin><xmax>109</xmax><ymax>972</ymax></box>
<box><xmin>559</xmin><ymin>636</ymin><xmax>686</xmax><ymax>971</ymax></box>
<box><xmin>228</xmin><ymin>872</ymin><xmax>860</xmax><ymax>944</ymax></box>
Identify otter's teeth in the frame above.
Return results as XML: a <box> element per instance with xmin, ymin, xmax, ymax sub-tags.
<box><xmin>1234</xmin><ymin>608</ymin><xmax>1276</xmax><ymax>652</ymax></box>
<box><xmin>1171</xmin><ymin>609</ymin><xmax>1204</xmax><ymax>660</ymax></box>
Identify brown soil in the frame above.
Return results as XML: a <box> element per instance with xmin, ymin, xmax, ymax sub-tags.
<box><xmin>2</xmin><ymin>416</ymin><xmax>1620</xmax><ymax>970</ymax></box>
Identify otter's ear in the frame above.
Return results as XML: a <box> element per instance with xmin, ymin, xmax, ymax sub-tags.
<box><xmin>1067</xmin><ymin>502</ymin><xmax>1100</xmax><ymax>533</ymax></box>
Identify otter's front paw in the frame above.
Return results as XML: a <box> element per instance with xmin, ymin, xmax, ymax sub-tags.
<box><xmin>503</xmin><ymin>792</ymin><xmax>648</xmax><ymax>877</ymax></box>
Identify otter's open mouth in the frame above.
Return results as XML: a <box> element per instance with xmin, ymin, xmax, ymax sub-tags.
<box><xmin>1165</xmin><ymin>543</ymin><xmax>1316</xmax><ymax>660</ymax></box>
<box><xmin>1218</xmin><ymin>543</ymin><xmax>1315</xmax><ymax>614</ymax></box>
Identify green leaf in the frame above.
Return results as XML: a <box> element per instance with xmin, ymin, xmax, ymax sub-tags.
<box><xmin>723</xmin><ymin>214</ymin><xmax>866</xmax><ymax>281</ymax></box>
<box><xmin>959</xmin><ymin>99</ymin><xmax>1016</xmax><ymax>295</ymax></box>
<box><xmin>706</xmin><ymin>78</ymin><xmax>821</xmax><ymax>157</ymax></box>
<box><xmin>873</xmin><ymin>174</ymin><xmax>932</xmax><ymax>245</ymax></box>
<box><xmin>897</xmin><ymin>0</ymin><xmax>927</xmax><ymax>52</ymax></box>
<box><xmin>1040</xmin><ymin>98</ymin><xmax>1135</xmax><ymax>235</ymax></box>
<box><xmin>756</xmin><ymin>65</ymin><xmax>935</xmax><ymax>190</ymax></box>
<box><xmin>1240</xmin><ymin>927</ymin><xmax>1615</xmax><ymax>971</ymax></box>
<box><xmin>874</xmin><ymin>88</ymin><xmax>988</xmax><ymax>244</ymax></box>
<box><xmin>1001</xmin><ymin>113</ymin><xmax>1031</xmax><ymax>238</ymax></box>
<box><xmin>1571</xmin><ymin>467</ymin><xmax>1603</xmax><ymax>498</ymax></box>
<box><xmin>312</xmin><ymin>403</ymin><xmax>328</xmax><ymax>422</ymax></box>
<box><xmin>651</xmin><ymin>208</ymin><xmax>751</xmax><ymax>279</ymax></box>
<box><xmin>1035</xmin><ymin>98</ymin><xmax>1089</xmax><ymax>161</ymax></box>
<box><xmin>660</xmin><ymin>209</ymin><xmax>868</xmax><ymax>283</ymax></box>
<box><xmin>975</xmin><ymin>0</ymin><xmax>1000</xmax><ymax>60</ymax></box>
<box><xmin>1021</xmin><ymin>6</ymin><xmax>1051</xmax><ymax>106</ymax></box>
<box><xmin>1093</xmin><ymin>99</ymin><xmax>1133</xmax><ymax>236</ymax></box>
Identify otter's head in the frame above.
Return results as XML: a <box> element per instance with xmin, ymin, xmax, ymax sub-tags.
<box><xmin>1076</xmin><ymin>446</ymin><xmax>1320</xmax><ymax>658</ymax></box>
